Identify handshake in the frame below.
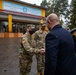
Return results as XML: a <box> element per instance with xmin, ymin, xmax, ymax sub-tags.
<box><xmin>39</xmin><ymin>48</ymin><xmax>45</xmax><ymax>55</ymax></box>
<box><xmin>21</xmin><ymin>40</ymin><xmax>45</xmax><ymax>55</ymax></box>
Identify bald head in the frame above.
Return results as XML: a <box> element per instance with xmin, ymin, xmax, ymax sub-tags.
<box><xmin>46</xmin><ymin>13</ymin><xmax>59</xmax><ymax>23</ymax></box>
<box><xmin>46</xmin><ymin>13</ymin><xmax>60</xmax><ymax>30</ymax></box>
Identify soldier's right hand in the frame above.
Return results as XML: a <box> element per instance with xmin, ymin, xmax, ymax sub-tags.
<box><xmin>39</xmin><ymin>48</ymin><xmax>45</xmax><ymax>55</ymax></box>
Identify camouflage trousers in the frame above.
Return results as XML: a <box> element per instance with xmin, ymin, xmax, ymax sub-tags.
<box><xmin>19</xmin><ymin>57</ymin><xmax>32</xmax><ymax>75</ymax></box>
<box><xmin>36</xmin><ymin>54</ymin><xmax>45</xmax><ymax>73</ymax></box>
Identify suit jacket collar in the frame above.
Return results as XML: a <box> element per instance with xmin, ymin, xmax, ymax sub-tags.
<box><xmin>51</xmin><ymin>24</ymin><xmax>62</xmax><ymax>31</ymax></box>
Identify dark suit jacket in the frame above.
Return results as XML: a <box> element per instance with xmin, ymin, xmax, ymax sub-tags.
<box><xmin>72</xmin><ymin>35</ymin><xmax>76</xmax><ymax>53</ymax></box>
<box><xmin>44</xmin><ymin>25</ymin><xmax>76</xmax><ymax>75</ymax></box>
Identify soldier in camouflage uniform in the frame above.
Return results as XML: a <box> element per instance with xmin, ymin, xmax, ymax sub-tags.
<box><xmin>19</xmin><ymin>26</ymin><xmax>39</xmax><ymax>75</ymax></box>
<box><xmin>34</xmin><ymin>24</ymin><xmax>48</xmax><ymax>75</ymax></box>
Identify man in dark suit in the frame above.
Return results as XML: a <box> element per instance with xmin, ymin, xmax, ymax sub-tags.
<box><xmin>44</xmin><ymin>13</ymin><xmax>76</xmax><ymax>75</ymax></box>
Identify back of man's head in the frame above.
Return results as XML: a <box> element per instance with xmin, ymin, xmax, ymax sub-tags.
<box><xmin>46</xmin><ymin>13</ymin><xmax>59</xmax><ymax>23</ymax></box>
<box><xmin>46</xmin><ymin>13</ymin><xmax>60</xmax><ymax>30</ymax></box>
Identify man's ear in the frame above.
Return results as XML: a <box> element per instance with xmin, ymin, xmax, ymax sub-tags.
<box><xmin>48</xmin><ymin>20</ymin><xmax>50</xmax><ymax>24</ymax></box>
<box><xmin>48</xmin><ymin>20</ymin><xmax>52</xmax><ymax>24</ymax></box>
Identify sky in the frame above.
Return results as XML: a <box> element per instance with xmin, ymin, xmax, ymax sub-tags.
<box><xmin>20</xmin><ymin>0</ymin><xmax>72</xmax><ymax>6</ymax></box>
<box><xmin>20</xmin><ymin>0</ymin><xmax>43</xmax><ymax>6</ymax></box>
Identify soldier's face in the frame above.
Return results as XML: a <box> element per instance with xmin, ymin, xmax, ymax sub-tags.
<box><xmin>41</xmin><ymin>26</ymin><xmax>45</xmax><ymax>30</ymax></box>
<box><xmin>29</xmin><ymin>28</ymin><xmax>36</xmax><ymax>35</ymax></box>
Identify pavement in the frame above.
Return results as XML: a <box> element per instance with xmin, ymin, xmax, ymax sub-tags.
<box><xmin>0</xmin><ymin>38</ymin><xmax>37</xmax><ymax>75</ymax></box>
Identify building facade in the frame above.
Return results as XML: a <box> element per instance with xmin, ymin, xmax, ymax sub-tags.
<box><xmin>0</xmin><ymin>0</ymin><xmax>46</xmax><ymax>34</ymax></box>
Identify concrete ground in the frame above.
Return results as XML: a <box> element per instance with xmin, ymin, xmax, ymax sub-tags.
<box><xmin>0</xmin><ymin>38</ymin><xmax>37</xmax><ymax>75</ymax></box>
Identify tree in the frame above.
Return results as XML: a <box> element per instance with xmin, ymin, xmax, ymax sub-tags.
<box><xmin>69</xmin><ymin>0</ymin><xmax>76</xmax><ymax>29</ymax></box>
<box><xmin>40</xmin><ymin>0</ymin><xmax>68</xmax><ymax>25</ymax></box>
<box><xmin>52</xmin><ymin>0</ymin><xmax>68</xmax><ymax>19</ymax></box>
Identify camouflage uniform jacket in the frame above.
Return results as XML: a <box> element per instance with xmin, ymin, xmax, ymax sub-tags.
<box><xmin>20</xmin><ymin>32</ymin><xmax>39</xmax><ymax>59</ymax></box>
<box><xmin>34</xmin><ymin>30</ymin><xmax>47</xmax><ymax>49</ymax></box>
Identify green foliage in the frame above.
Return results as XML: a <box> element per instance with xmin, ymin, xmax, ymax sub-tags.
<box><xmin>68</xmin><ymin>24</ymin><xmax>76</xmax><ymax>30</ymax></box>
<box><xmin>70</xmin><ymin>0</ymin><xmax>76</xmax><ymax>29</ymax></box>
<box><xmin>60</xmin><ymin>19</ymin><xmax>63</xmax><ymax>25</ymax></box>
<box><xmin>53</xmin><ymin>0</ymin><xmax>68</xmax><ymax>17</ymax></box>
<box><xmin>41</xmin><ymin>0</ymin><xmax>68</xmax><ymax>17</ymax></box>
<box><xmin>40</xmin><ymin>0</ymin><xmax>68</xmax><ymax>25</ymax></box>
